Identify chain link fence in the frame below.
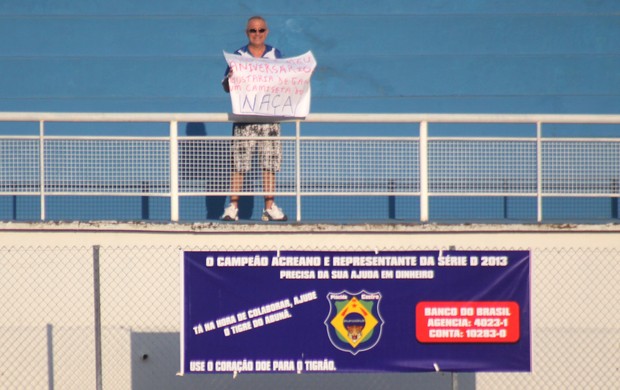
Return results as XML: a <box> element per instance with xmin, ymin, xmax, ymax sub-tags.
<box><xmin>1</xmin><ymin>244</ymin><xmax>618</xmax><ymax>389</ymax></box>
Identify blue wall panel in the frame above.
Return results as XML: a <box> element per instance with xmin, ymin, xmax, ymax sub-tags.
<box><xmin>0</xmin><ymin>1</ymin><xmax>618</xmax><ymax>114</ymax></box>
<box><xmin>1</xmin><ymin>0</ymin><xmax>619</xmax><ymax>16</ymax></box>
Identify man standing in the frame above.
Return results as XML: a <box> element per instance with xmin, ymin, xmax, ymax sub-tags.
<box><xmin>221</xmin><ymin>16</ymin><xmax>287</xmax><ymax>221</ymax></box>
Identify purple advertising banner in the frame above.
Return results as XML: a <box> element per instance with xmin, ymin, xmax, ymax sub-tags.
<box><xmin>181</xmin><ymin>250</ymin><xmax>531</xmax><ymax>374</ymax></box>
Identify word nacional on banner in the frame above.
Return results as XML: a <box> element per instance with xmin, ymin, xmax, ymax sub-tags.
<box><xmin>224</xmin><ymin>51</ymin><xmax>317</xmax><ymax>118</ymax></box>
<box><xmin>181</xmin><ymin>250</ymin><xmax>531</xmax><ymax>374</ymax></box>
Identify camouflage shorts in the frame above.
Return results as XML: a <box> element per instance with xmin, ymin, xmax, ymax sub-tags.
<box><xmin>231</xmin><ymin>122</ymin><xmax>282</xmax><ymax>173</ymax></box>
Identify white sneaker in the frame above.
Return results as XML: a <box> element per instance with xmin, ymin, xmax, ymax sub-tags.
<box><xmin>221</xmin><ymin>204</ymin><xmax>239</xmax><ymax>221</ymax></box>
<box><xmin>262</xmin><ymin>203</ymin><xmax>288</xmax><ymax>221</ymax></box>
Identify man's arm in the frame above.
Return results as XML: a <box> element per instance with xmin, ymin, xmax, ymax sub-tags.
<box><xmin>222</xmin><ymin>74</ymin><xmax>230</xmax><ymax>93</ymax></box>
<box><xmin>222</xmin><ymin>68</ymin><xmax>232</xmax><ymax>93</ymax></box>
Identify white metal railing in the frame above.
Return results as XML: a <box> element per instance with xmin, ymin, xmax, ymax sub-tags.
<box><xmin>1</xmin><ymin>112</ymin><xmax>620</xmax><ymax>223</ymax></box>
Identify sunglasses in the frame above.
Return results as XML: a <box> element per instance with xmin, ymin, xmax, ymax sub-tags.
<box><xmin>247</xmin><ymin>28</ymin><xmax>266</xmax><ymax>34</ymax></box>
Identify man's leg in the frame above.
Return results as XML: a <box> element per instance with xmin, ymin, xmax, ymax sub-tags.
<box><xmin>261</xmin><ymin>168</ymin><xmax>286</xmax><ymax>221</ymax></box>
<box><xmin>262</xmin><ymin>170</ymin><xmax>275</xmax><ymax>210</ymax></box>
<box><xmin>258</xmin><ymin>123</ymin><xmax>281</xmax><ymax>211</ymax></box>
<box><xmin>221</xmin><ymin>171</ymin><xmax>244</xmax><ymax>220</ymax></box>
<box><xmin>222</xmin><ymin>122</ymin><xmax>251</xmax><ymax>220</ymax></box>
<box><xmin>230</xmin><ymin>171</ymin><xmax>244</xmax><ymax>207</ymax></box>
<box><xmin>228</xmin><ymin>123</ymin><xmax>253</xmax><ymax>209</ymax></box>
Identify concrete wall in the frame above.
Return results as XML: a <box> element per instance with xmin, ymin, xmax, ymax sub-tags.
<box><xmin>0</xmin><ymin>223</ymin><xmax>619</xmax><ymax>389</ymax></box>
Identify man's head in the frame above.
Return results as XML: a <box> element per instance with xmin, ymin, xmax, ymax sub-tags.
<box><xmin>246</xmin><ymin>16</ymin><xmax>269</xmax><ymax>47</ymax></box>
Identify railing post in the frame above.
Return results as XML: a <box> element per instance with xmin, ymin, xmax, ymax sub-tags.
<box><xmin>295</xmin><ymin>120</ymin><xmax>302</xmax><ymax>222</ymax></box>
<box><xmin>170</xmin><ymin>121</ymin><xmax>179</xmax><ymax>222</ymax></box>
<box><xmin>419</xmin><ymin>121</ymin><xmax>429</xmax><ymax>222</ymax></box>
<box><xmin>92</xmin><ymin>245</ymin><xmax>103</xmax><ymax>390</ymax></box>
<box><xmin>39</xmin><ymin>120</ymin><xmax>46</xmax><ymax>221</ymax></box>
<box><xmin>536</xmin><ymin>122</ymin><xmax>542</xmax><ymax>223</ymax></box>
<box><xmin>46</xmin><ymin>323</ymin><xmax>54</xmax><ymax>390</ymax></box>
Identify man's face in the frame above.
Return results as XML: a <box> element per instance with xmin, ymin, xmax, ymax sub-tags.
<box><xmin>246</xmin><ymin>18</ymin><xmax>269</xmax><ymax>46</ymax></box>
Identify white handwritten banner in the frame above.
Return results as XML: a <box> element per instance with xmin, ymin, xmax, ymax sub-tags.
<box><xmin>224</xmin><ymin>51</ymin><xmax>317</xmax><ymax>118</ymax></box>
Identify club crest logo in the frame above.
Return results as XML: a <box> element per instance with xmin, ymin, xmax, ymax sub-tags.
<box><xmin>324</xmin><ymin>291</ymin><xmax>383</xmax><ymax>355</ymax></box>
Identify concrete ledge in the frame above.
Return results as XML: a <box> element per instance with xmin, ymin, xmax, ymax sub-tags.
<box><xmin>1</xmin><ymin>221</ymin><xmax>619</xmax><ymax>234</ymax></box>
